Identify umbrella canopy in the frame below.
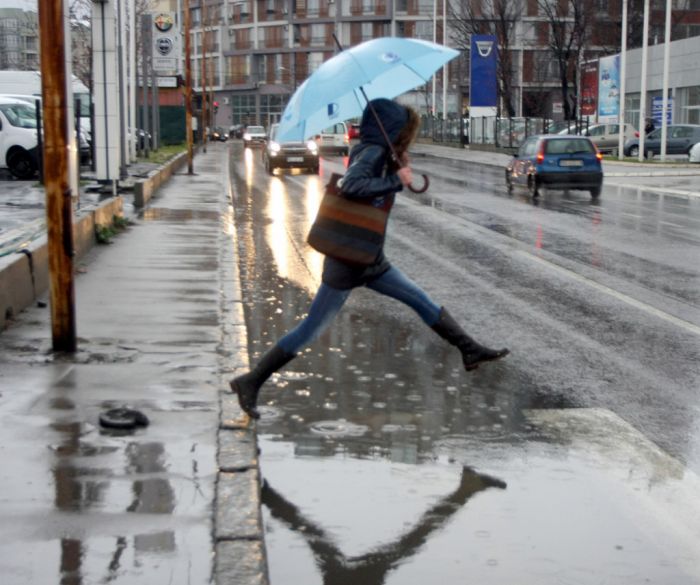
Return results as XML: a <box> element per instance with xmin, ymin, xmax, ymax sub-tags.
<box><xmin>276</xmin><ymin>37</ymin><xmax>460</xmax><ymax>143</ymax></box>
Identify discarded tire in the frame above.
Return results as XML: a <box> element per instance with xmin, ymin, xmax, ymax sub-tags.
<box><xmin>99</xmin><ymin>407</ymin><xmax>150</xmax><ymax>430</ymax></box>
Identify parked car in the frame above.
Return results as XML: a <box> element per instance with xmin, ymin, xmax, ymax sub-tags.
<box><xmin>0</xmin><ymin>96</ymin><xmax>39</xmax><ymax>179</ymax></box>
<box><xmin>623</xmin><ymin>124</ymin><xmax>700</xmax><ymax>158</ymax></box>
<box><xmin>262</xmin><ymin>123</ymin><xmax>319</xmax><ymax>175</ymax></box>
<box><xmin>580</xmin><ymin>123</ymin><xmax>637</xmax><ymax>153</ymax></box>
<box><xmin>243</xmin><ymin>125</ymin><xmax>266</xmax><ymax>148</ymax></box>
<box><xmin>316</xmin><ymin>121</ymin><xmax>349</xmax><ymax>155</ymax></box>
<box><xmin>689</xmin><ymin>141</ymin><xmax>700</xmax><ymax>163</ymax></box>
<box><xmin>505</xmin><ymin>135</ymin><xmax>603</xmax><ymax>198</ymax></box>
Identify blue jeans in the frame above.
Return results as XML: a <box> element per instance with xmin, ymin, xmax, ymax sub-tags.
<box><xmin>277</xmin><ymin>266</ymin><xmax>442</xmax><ymax>354</ymax></box>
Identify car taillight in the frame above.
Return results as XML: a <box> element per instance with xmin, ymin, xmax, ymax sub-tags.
<box><xmin>634</xmin><ymin>131</ymin><xmax>639</xmax><ymax>137</ymax></box>
<box><xmin>596</xmin><ymin>149</ymin><xmax>603</xmax><ymax>161</ymax></box>
<box><xmin>536</xmin><ymin>144</ymin><xmax>545</xmax><ymax>163</ymax></box>
<box><xmin>344</xmin><ymin>133</ymin><xmax>349</xmax><ymax>143</ymax></box>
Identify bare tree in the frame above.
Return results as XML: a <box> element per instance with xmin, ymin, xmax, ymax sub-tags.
<box><xmin>537</xmin><ymin>0</ymin><xmax>595</xmax><ymax>121</ymax></box>
<box><xmin>449</xmin><ymin>0</ymin><xmax>523</xmax><ymax>117</ymax></box>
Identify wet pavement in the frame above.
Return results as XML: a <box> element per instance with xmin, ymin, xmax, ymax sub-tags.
<box><xmin>1</xmin><ymin>140</ymin><xmax>699</xmax><ymax>584</ymax></box>
<box><xmin>0</xmin><ymin>145</ymin><xmax>261</xmax><ymax>584</ymax></box>
<box><xmin>228</xmin><ymin>144</ymin><xmax>700</xmax><ymax>584</ymax></box>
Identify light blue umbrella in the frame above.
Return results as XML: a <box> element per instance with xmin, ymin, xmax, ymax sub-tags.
<box><xmin>276</xmin><ymin>37</ymin><xmax>460</xmax><ymax>144</ymax></box>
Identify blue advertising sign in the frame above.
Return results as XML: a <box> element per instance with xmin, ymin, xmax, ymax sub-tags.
<box><xmin>597</xmin><ymin>55</ymin><xmax>620</xmax><ymax>122</ymax></box>
<box><xmin>652</xmin><ymin>96</ymin><xmax>673</xmax><ymax>125</ymax></box>
<box><xmin>470</xmin><ymin>35</ymin><xmax>498</xmax><ymax>108</ymax></box>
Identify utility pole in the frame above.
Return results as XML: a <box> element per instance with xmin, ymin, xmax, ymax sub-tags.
<box><xmin>200</xmin><ymin>0</ymin><xmax>208</xmax><ymax>153</ymax></box>
<box><xmin>38</xmin><ymin>0</ymin><xmax>76</xmax><ymax>352</ymax></box>
<box><xmin>184</xmin><ymin>0</ymin><xmax>194</xmax><ymax>173</ymax></box>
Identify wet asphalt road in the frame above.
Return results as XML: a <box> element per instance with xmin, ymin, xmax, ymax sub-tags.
<box><xmin>228</xmin><ymin>143</ymin><xmax>700</xmax><ymax>584</ymax></box>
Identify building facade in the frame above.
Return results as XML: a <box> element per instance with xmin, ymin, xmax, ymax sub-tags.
<box><xmin>0</xmin><ymin>8</ymin><xmax>39</xmax><ymax>71</ymax></box>
<box><xmin>185</xmin><ymin>0</ymin><xmax>455</xmax><ymax>128</ymax></box>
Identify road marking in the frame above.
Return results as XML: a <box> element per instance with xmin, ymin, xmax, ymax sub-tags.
<box><xmin>517</xmin><ymin>250</ymin><xmax>700</xmax><ymax>336</ymax></box>
<box><xmin>607</xmin><ymin>181</ymin><xmax>700</xmax><ymax>199</ymax></box>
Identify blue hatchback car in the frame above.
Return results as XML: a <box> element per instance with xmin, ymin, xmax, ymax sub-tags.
<box><xmin>505</xmin><ymin>135</ymin><xmax>604</xmax><ymax>198</ymax></box>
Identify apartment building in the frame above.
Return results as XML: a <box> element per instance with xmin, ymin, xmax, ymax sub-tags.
<box><xmin>186</xmin><ymin>0</ymin><xmax>454</xmax><ymax>127</ymax></box>
<box><xmin>174</xmin><ymin>0</ymin><xmax>700</xmax><ymax>127</ymax></box>
<box><xmin>0</xmin><ymin>8</ymin><xmax>39</xmax><ymax>71</ymax></box>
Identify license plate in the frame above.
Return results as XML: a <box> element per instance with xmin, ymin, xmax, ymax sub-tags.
<box><xmin>287</xmin><ymin>157</ymin><xmax>304</xmax><ymax>163</ymax></box>
<box><xmin>560</xmin><ymin>159</ymin><xmax>583</xmax><ymax>167</ymax></box>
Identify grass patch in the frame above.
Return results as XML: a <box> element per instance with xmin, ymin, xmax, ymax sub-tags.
<box><xmin>137</xmin><ymin>143</ymin><xmax>187</xmax><ymax>165</ymax></box>
<box><xmin>96</xmin><ymin>214</ymin><xmax>132</xmax><ymax>244</ymax></box>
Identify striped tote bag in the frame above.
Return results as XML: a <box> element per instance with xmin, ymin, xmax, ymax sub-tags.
<box><xmin>307</xmin><ymin>173</ymin><xmax>393</xmax><ymax>266</ymax></box>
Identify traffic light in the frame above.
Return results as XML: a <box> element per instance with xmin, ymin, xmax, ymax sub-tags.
<box><xmin>213</xmin><ymin>101</ymin><xmax>219</xmax><ymax>114</ymax></box>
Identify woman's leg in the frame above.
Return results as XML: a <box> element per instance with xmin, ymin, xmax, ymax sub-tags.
<box><xmin>367</xmin><ymin>267</ymin><xmax>508</xmax><ymax>371</ymax></box>
<box><xmin>231</xmin><ymin>283</ymin><xmax>350</xmax><ymax>418</ymax></box>
<box><xmin>366</xmin><ymin>266</ymin><xmax>441</xmax><ymax>325</ymax></box>
<box><xmin>277</xmin><ymin>283</ymin><xmax>351</xmax><ymax>354</ymax></box>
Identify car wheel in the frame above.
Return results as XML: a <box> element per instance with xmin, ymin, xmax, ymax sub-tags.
<box><xmin>266</xmin><ymin>161</ymin><xmax>275</xmax><ymax>175</ymax></box>
<box><xmin>343</xmin><ymin>148</ymin><xmax>349</xmax><ymax>156</ymax></box>
<box><xmin>628</xmin><ymin>145</ymin><xmax>639</xmax><ymax>157</ymax></box>
<box><xmin>7</xmin><ymin>148</ymin><xmax>36</xmax><ymax>180</ymax></box>
<box><xmin>311</xmin><ymin>165</ymin><xmax>319</xmax><ymax>175</ymax></box>
<box><xmin>590</xmin><ymin>186</ymin><xmax>602</xmax><ymax>198</ymax></box>
<box><xmin>505</xmin><ymin>170</ymin><xmax>513</xmax><ymax>193</ymax></box>
<box><xmin>527</xmin><ymin>175</ymin><xmax>540</xmax><ymax>198</ymax></box>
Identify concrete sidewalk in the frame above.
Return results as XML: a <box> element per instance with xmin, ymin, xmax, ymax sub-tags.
<box><xmin>0</xmin><ymin>144</ymin><xmax>267</xmax><ymax>585</ymax></box>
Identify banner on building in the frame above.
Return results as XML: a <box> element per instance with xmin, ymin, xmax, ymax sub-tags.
<box><xmin>151</xmin><ymin>12</ymin><xmax>179</xmax><ymax>74</ymax></box>
<box><xmin>470</xmin><ymin>34</ymin><xmax>498</xmax><ymax>109</ymax></box>
<box><xmin>597</xmin><ymin>55</ymin><xmax>620</xmax><ymax>122</ymax></box>
<box><xmin>581</xmin><ymin>60</ymin><xmax>598</xmax><ymax>117</ymax></box>
<box><xmin>652</xmin><ymin>96</ymin><xmax>673</xmax><ymax>125</ymax></box>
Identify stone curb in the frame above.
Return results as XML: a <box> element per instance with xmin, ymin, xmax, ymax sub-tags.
<box><xmin>133</xmin><ymin>151</ymin><xmax>190</xmax><ymax>208</ymax></box>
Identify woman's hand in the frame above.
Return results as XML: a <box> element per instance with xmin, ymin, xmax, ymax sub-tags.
<box><xmin>397</xmin><ymin>165</ymin><xmax>413</xmax><ymax>187</ymax></box>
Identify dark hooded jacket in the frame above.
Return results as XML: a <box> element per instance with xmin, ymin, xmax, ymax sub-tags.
<box><xmin>321</xmin><ymin>99</ymin><xmax>408</xmax><ymax>290</ymax></box>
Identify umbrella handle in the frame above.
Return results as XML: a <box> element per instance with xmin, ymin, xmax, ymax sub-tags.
<box><xmin>407</xmin><ymin>174</ymin><xmax>430</xmax><ymax>194</ymax></box>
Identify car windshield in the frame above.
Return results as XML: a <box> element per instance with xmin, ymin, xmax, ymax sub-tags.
<box><xmin>0</xmin><ymin>103</ymin><xmax>37</xmax><ymax>129</ymax></box>
<box><xmin>247</xmin><ymin>126</ymin><xmax>264</xmax><ymax>133</ymax></box>
<box><xmin>544</xmin><ymin>138</ymin><xmax>595</xmax><ymax>155</ymax></box>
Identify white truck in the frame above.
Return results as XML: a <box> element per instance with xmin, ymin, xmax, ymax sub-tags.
<box><xmin>0</xmin><ymin>96</ymin><xmax>40</xmax><ymax>179</ymax></box>
<box><xmin>0</xmin><ymin>70</ymin><xmax>92</xmax><ymax>163</ymax></box>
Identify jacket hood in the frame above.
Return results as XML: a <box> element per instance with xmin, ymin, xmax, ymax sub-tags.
<box><xmin>359</xmin><ymin>99</ymin><xmax>408</xmax><ymax>148</ymax></box>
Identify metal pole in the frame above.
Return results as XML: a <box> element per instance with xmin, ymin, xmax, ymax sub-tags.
<box><xmin>129</xmin><ymin>0</ymin><xmax>137</xmax><ymax>160</ymax></box>
<box><xmin>660</xmin><ymin>0</ymin><xmax>672</xmax><ymax>161</ymax></box>
<box><xmin>638</xmin><ymin>0</ymin><xmax>650</xmax><ymax>162</ymax></box>
<box><xmin>442</xmin><ymin>0</ymin><xmax>447</xmax><ymax>118</ymax></box>
<box><xmin>432</xmin><ymin>0</ymin><xmax>437</xmax><ymax>116</ymax></box>
<box><xmin>184</xmin><ymin>0</ymin><xmax>194</xmax><ymax>173</ymax></box>
<box><xmin>117</xmin><ymin>0</ymin><xmax>128</xmax><ymax>177</ymax></box>
<box><xmin>38</xmin><ymin>0</ymin><xmax>76</xmax><ymax>352</ymax></box>
<box><xmin>618</xmin><ymin>0</ymin><xmax>628</xmax><ymax>160</ymax></box>
<box><xmin>141</xmin><ymin>15</ymin><xmax>150</xmax><ymax>157</ymax></box>
<box><xmin>201</xmin><ymin>0</ymin><xmax>208</xmax><ymax>152</ymax></box>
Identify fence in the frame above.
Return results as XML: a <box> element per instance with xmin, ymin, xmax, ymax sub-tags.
<box><xmin>418</xmin><ymin>115</ymin><xmax>593</xmax><ymax>150</ymax></box>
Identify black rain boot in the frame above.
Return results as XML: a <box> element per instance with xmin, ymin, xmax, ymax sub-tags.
<box><xmin>431</xmin><ymin>307</ymin><xmax>509</xmax><ymax>371</ymax></box>
<box><xmin>229</xmin><ymin>345</ymin><xmax>295</xmax><ymax>419</ymax></box>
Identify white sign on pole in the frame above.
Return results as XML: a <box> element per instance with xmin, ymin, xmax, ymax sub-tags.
<box><xmin>151</xmin><ymin>12</ymin><xmax>179</xmax><ymax>74</ymax></box>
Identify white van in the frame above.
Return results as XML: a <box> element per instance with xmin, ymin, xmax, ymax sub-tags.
<box><xmin>0</xmin><ymin>96</ymin><xmax>39</xmax><ymax>179</ymax></box>
<box><xmin>317</xmin><ymin>121</ymin><xmax>349</xmax><ymax>156</ymax></box>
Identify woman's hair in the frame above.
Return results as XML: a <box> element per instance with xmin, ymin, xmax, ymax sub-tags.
<box><xmin>393</xmin><ymin>106</ymin><xmax>420</xmax><ymax>156</ymax></box>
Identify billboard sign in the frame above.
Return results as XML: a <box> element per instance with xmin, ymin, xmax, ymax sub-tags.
<box><xmin>597</xmin><ymin>55</ymin><xmax>620</xmax><ymax>122</ymax></box>
<box><xmin>470</xmin><ymin>34</ymin><xmax>498</xmax><ymax>108</ymax></box>
<box><xmin>581</xmin><ymin>61</ymin><xmax>598</xmax><ymax>117</ymax></box>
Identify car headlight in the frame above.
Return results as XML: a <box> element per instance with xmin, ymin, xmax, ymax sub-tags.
<box><xmin>269</xmin><ymin>141</ymin><xmax>281</xmax><ymax>154</ymax></box>
<box><xmin>306</xmin><ymin>140</ymin><xmax>318</xmax><ymax>154</ymax></box>
<box><xmin>243</xmin><ymin>133</ymin><xmax>251</xmax><ymax>141</ymax></box>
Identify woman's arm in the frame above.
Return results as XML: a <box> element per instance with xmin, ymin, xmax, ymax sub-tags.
<box><xmin>339</xmin><ymin>144</ymin><xmax>403</xmax><ymax>199</ymax></box>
